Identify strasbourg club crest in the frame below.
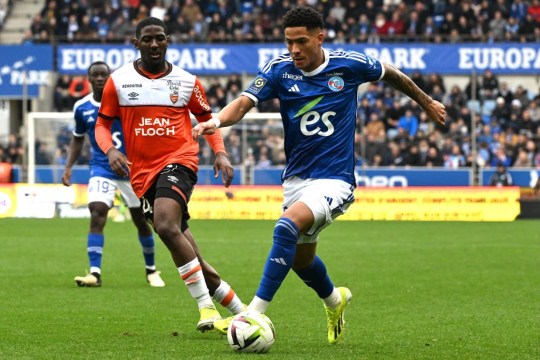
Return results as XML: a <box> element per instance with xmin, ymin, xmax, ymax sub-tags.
<box><xmin>327</xmin><ymin>76</ymin><xmax>344</xmax><ymax>92</ymax></box>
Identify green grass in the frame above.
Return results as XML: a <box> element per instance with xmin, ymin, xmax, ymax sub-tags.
<box><xmin>0</xmin><ymin>219</ymin><xmax>539</xmax><ymax>359</ymax></box>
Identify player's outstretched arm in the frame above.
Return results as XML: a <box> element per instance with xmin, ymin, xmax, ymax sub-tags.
<box><xmin>381</xmin><ymin>63</ymin><xmax>446</xmax><ymax>126</ymax></box>
<box><xmin>192</xmin><ymin>96</ymin><xmax>255</xmax><ymax>139</ymax></box>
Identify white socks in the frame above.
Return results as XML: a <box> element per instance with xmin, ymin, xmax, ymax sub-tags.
<box><xmin>178</xmin><ymin>258</ymin><xmax>213</xmax><ymax>309</ymax></box>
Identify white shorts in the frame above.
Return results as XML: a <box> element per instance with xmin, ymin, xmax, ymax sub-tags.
<box><xmin>87</xmin><ymin>176</ymin><xmax>141</xmax><ymax>208</ymax></box>
<box><xmin>282</xmin><ymin>177</ymin><xmax>355</xmax><ymax>244</ymax></box>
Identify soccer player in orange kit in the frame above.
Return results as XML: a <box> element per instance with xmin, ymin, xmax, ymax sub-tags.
<box><xmin>95</xmin><ymin>17</ymin><xmax>244</xmax><ymax>332</ymax></box>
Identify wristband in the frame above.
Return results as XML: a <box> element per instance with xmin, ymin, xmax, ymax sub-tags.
<box><xmin>209</xmin><ymin>117</ymin><xmax>221</xmax><ymax>128</ymax></box>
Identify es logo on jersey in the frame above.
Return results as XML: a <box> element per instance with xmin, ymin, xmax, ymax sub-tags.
<box><xmin>248</xmin><ymin>77</ymin><xmax>267</xmax><ymax>94</ymax></box>
<box><xmin>327</xmin><ymin>76</ymin><xmax>344</xmax><ymax>92</ymax></box>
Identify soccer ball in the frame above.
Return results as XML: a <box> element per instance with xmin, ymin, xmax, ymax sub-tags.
<box><xmin>227</xmin><ymin>311</ymin><xmax>275</xmax><ymax>353</ymax></box>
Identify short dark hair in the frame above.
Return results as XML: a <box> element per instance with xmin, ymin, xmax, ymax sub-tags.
<box><xmin>88</xmin><ymin>61</ymin><xmax>110</xmax><ymax>76</ymax></box>
<box><xmin>135</xmin><ymin>17</ymin><xmax>167</xmax><ymax>38</ymax></box>
<box><xmin>282</xmin><ymin>7</ymin><xmax>324</xmax><ymax>30</ymax></box>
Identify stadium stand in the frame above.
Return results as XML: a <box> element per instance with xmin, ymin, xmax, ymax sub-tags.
<box><xmin>0</xmin><ymin>0</ymin><xmax>536</xmax><ymax>44</ymax></box>
<box><xmin>0</xmin><ymin>0</ymin><xmax>539</xmax><ymax>173</ymax></box>
<box><xmin>0</xmin><ymin>0</ymin><xmax>40</xmax><ymax>44</ymax></box>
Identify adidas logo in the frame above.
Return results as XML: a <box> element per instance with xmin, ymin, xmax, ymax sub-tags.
<box><xmin>270</xmin><ymin>258</ymin><xmax>287</xmax><ymax>265</ymax></box>
<box><xmin>167</xmin><ymin>175</ymin><xmax>179</xmax><ymax>184</ymax></box>
<box><xmin>288</xmin><ymin>84</ymin><xmax>300</xmax><ymax>92</ymax></box>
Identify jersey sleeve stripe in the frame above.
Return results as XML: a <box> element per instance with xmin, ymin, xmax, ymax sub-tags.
<box><xmin>346</xmin><ymin>53</ymin><xmax>368</xmax><ymax>63</ymax></box>
<box><xmin>241</xmin><ymin>92</ymin><xmax>259</xmax><ymax>105</ymax></box>
<box><xmin>97</xmin><ymin>112</ymin><xmax>115</xmax><ymax>121</ymax></box>
<box><xmin>261</xmin><ymin>55</ymin><xmax>292</xmax><ymax>73</ymax></box>
<box><xmin>329</xmin><ymin>51</ymin><xmax>367</xmax><ymax>64</ymax></box>
<box><xmin>377</xmin><ymin>63</ymin><xmax>385</xmax><ymax>81</ymax></box>
<box><xmin>191</xmin><ymin>110</ymin><xmax>212</xmax><ymax>116</ymax></box>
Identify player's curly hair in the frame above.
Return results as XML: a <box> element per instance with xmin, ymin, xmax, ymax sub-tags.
<box><xmin>282</xmin><ymin>7</ymin><xmax>324</xmax><ymax>30</ymax></box>
<box><xmin>135</xmin><ymin>17</ymin><xmax>168</xmax><ymax>38</ymax></box>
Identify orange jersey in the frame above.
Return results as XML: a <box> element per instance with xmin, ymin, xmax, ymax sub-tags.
<box><xmin>95</xmin><ymin>61</ymin><xmax>224</xmax><ymax>197</ymax></box>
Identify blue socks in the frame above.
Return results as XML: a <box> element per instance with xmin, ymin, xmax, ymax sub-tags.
<box><xmin>294</xmin><ymin>255</ymin><xmax>334</xmax><ymax>299</ymax></box>
<box><xmin>138</xmin><ymin>234</ymin><xmax>156</xmax><ymax>270</ymax></box>
<box><xmin>87</xmin><ymin>233</ymin><xmax>156</xmax><ymax>274</ymax></box>
<box><xmin>255</xmin><ymin>218</ymin><xmax>299</xmax><ymax>302</ymax></box>
<box><xmin>87</xmin><ymin>233</ymin><xmax>104</xmax><ymax>271</ymax></box>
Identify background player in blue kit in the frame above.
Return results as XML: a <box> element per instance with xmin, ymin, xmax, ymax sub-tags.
<box><xmin>62</xmin><ymin>61</ymin><xmax>166</xmax><ymax>288</ymax></box>
<box><xmin>193</xmin><ymin>7</ymin><xmax>446</xmax><ymax>343</ymax></box>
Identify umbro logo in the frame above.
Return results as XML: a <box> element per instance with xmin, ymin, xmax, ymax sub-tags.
<box><xmin>128</xmin><ymin>92</ymin><xmax>139</xmax><ymax>100</ymax></box>
<box><xmin>270</xmin><ymin>258</ymin><xmax>287</xmax><ymax>265</ymax></box>
<box><xmin>288</xmin><ymin>84</ymin><xmax>300</xmax><ymax>92</ymax></box>
<box><xmin>167</xmin><ymin>175</ymin><xmax>179</xmax><ymax>184</ymax></box>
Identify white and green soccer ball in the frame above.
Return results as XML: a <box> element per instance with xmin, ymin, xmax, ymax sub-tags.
<box><xmin>227</xmin><ymin>310</ymin><xmax>275</xmax><ymax>353</ymax></box>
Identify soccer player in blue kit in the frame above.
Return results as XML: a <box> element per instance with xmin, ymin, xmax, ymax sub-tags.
<box><xmin>62</xmin><ymin>61</ymin><xmax>166</xmax><ymax>288</ymax></box>
<box><xmin>193</xmin><ymin>7</ymin><xmax>446</xmax><ymax>343</ymax></box>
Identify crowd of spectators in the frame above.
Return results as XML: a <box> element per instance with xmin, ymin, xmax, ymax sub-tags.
<box><xmin>0</xmin><ymin>0</ymin><xmax>11</xmax><ymax>31</ymax></box>
<box><xmin>0</xmin><ymin>134</ymin><xmax>24</xmax><ymax>165</ymax></box>
<box><xmin>38</xmin><ymin>67</ymin><xmax>540</xmax><ymax>173</ymax></box>
<box><xmin>2</xmin><ymin>1</ymin><xmax>539</xmax><ymax>177</ymax></box>
<box><xmin>192</xmin><ymin>69</ymin><xmax>540</xmax><ymax>172</ymax></box>
<box><xmin>53</xmin><ymin>74</ymin><xmax>91</xmax><ymax>112</ymax></box>
<box><xmin>0</xmin><ymin>132</ymin><xmax>84</xmax><ymax>167</ymax></box>
<box><xmin>15</xmin><ymin>0</ymin><xmax>540</xmax><ymax>44</ymax></box>
<box><xmin>353</xmin><ymin>70</ymin><xmax>540</xmax><ymax>170</ymax></box>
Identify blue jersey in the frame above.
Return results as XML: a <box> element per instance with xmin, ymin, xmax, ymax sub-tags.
<box><xmin>243</xmin><ymin>48</ymin><xmax>383</xmax><ymax>186</ymax></box>
<box><xmin>73</xmin><ymin>93</ymin><xmax>126</xmax><ymax>180</ymax></box>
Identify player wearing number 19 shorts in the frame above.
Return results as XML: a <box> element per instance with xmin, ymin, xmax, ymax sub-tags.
<box><xmin>62</xmin><ymin>61</ymin><xmax>165</xmax><ymax>288</ymax></box>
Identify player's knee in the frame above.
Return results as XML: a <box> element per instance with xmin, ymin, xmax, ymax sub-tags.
<box><xmin>153</xmin><ymin>220</ymin><xmax>180</xmax><ymax>242</ymax></box>
<box><xmin>89</xmin><ymin>213</ymin><xmax>107</xmax><ymax>231</ymax></box>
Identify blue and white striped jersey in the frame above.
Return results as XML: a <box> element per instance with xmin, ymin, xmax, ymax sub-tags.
<box><xmin>73</xmin><ymin>94</ymin><xmax>126</xmax><ymax>180</ymax></box>
<box><xmin>242</xmin><ymin>48</ymin><xmax>384</xmax><ymax>186</ymax></box>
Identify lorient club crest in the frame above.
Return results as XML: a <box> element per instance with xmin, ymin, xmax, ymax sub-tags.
<box><xmin>170</xmin><ymin>91</ymin><xmax>179</xmax><ymax>104</ymax></box>
<box><xmin>167</xmin><ymin>79</ymin><xmax>181</xmax><ymax>104</ymax></box>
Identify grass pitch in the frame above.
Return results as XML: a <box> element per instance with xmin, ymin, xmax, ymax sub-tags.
<box><xmin>0</xmin><ymin>219</ymin><xmax>538</xmax><ymax>359</ymax></box>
